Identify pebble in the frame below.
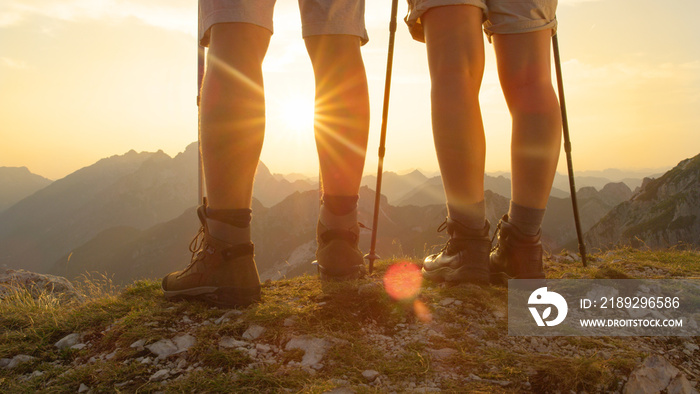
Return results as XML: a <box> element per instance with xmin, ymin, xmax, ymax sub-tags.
<box><xmin>439</xmin><ymin>298</ymin><xmax>455</xmax><ymax>306</ymax></box>
<box><xmin>283</xmin><ymin>316</ymin><xmax>298</xmax><ymax>327</ymax></box>
<box><xmin>285</xmin><ymin>336</ymin><xmax>330</xmax><ymax>367</ymax></box>
<box><xmin>215</xmin><ymin>310</ymin><xmax>242</xmax><ymax>325</ymax></box>
<box><xmin>78</xmin><ymin>383</ymin><xmax>90</xmax><ymax>393</ymax></box>
<box><xmin>362</xmin><ymin>370</ymin><xmax>380</xmax><ymax>382</ymax></box>
<box><xmin>6</xmin><ymin>355</ymin><xmax>36</xmax><ymax>369</ymax></box>
<box><xmin>130</xmin><ymin>339</ymin><xmax>146</xmax><ymax>349</ymax></box>
<box><xmin>150</xmin><ymin>369</ymin><xmax>170</xmax><ymax>382</ymax></box>
<box><xmin>55</xmin><ymin>333</ymin><xmax>81</xmax><ymax>349</ymax></box>
<box><xmin>242</xmin><ymin>325</ymin><xmax>266</xmax><ymax>340</ymax></box>
<box><xmin>219</xmin><ymin>337</ymin><xmax>249</xmax><ymax>349</ymax></box>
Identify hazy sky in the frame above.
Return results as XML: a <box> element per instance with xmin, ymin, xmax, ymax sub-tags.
<box><xmin>1</xmin><ymin>0</ymin><xmax>699</xmax><ymax>180</ymax></box>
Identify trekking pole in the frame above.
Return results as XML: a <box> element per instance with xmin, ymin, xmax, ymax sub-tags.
<box><xmin>197</xmin><ymin>4</ymin><xmax>205</xmax><ymax>203</ymax></box>
<box><xmin>366</xmin><ymin>0</ymin><xmax>400</xmax><ymax>275</ymax></box>
<box><xmin>552</xmin><ymin>32</ymin><xmax>587</xmax><ymax>267</ymax></box>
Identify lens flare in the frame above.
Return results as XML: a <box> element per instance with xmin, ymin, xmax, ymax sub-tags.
<box><xmin>413</xmin><ymin>299</ymin><xmax>433</xmax><ymax>323</ymax></box>
<box><xmin>383</xmin><ymin>261</ymin><xmax>423</xmax><ymax>301</ymax></box>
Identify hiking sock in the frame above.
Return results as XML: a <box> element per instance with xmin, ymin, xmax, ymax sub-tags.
<box><xmin>322</xmin><ymin>195</ymin><xmax>359</xmax><ymax>216</ymax></box>
<box><xmin>205</xmin><ymin>208</ymin><xmax>252</xmax><ymax>244</ymax></box>
<box><xmin>507</xmin><ymin>201</ymin><xmax>545</xmax><ymax>237</ymax></box>
<box><xmin>447</xmin><ymin>200</ymin><xmax>487</xmax><ymax>234</ymax></box>
<box><xmin>206</xmin><ymin>208</ymin><xmax>252</xmax><ymax>228</ymax></box>
<box><xmin>320</xmin><ymin>195</ymin><xmax>358</xmax><ymax>230</ymax></box>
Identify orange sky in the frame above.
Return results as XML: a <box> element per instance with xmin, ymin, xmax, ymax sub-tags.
<box><xmin>1</xmin><ymin>0</ymin><xmax>699</xmax><ymax>180</ymax></box>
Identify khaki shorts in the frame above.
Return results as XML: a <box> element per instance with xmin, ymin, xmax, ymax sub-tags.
<box><xmin>199</xmin><ymin>0</ymin><xmax>369</xmax><ymax>47</ymax></box>
<box><xmin>405</xmin><ymin>0</ymin><xmax>557</xmax><ymax>43</ymax></box>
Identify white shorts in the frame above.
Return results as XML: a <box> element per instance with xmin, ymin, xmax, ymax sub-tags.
<box><xmin>199</xmin><ymin>0</ymin><xmax>369</xmax><ymax>46</ymax></box>
<box><xmin>405</xmin><ymin>0</ymin><xmax>557</xmax><ymax>43</ymax></box>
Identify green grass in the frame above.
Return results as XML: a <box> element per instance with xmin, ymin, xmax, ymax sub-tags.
<box><xmin>1</xmin><ymin>249</ymin><xmax>699</xmax><ymax>392</ymax></box>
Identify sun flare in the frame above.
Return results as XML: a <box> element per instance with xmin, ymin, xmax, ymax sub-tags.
<box><xmin>271</xmin><ymin>92</ymin><xmax>315</xmax><ymax>136</ymax></box>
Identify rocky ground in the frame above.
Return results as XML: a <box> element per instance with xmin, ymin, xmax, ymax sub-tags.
<box><xmin>1</xmin><ymin>248</ymin><xmax>699</xmax><ymax>393</ymax></box>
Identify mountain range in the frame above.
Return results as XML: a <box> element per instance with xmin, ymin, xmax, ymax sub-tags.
<box><xmin>1</xmin><ymin>143</ymin><xmax>696</xmax><ymax>284</ymax></box>
<box><xmin>0</xmin><ymin>167</ymin><xmax>53</xmax><ymax>212</ymax></box>
<box><xmin>585</xmin><ymin>153</ymin><xmax>700</xmax><ymax>250</ymax></box>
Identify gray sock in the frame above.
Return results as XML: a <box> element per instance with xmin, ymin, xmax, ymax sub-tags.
<box><xmin>319</xmin><ymin>204</ymin><xmax>357</xmax><ymax>230</ymax></box>
<box><xmin>206</xmin><ymin>217</ymin><xmax>251</xmax><ymax>245</ymax></box>
<box><xmin>447</xmin><ymin>200</ymin><xmax>486</xmax><ymax>232</ymax></box>
<box><xmin>508</xmin><ymin>201</ymin><xmax>545</xmax><ymax>237</ymax></box>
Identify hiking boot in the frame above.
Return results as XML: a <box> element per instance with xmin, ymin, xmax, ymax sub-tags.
<box><xmin>316</xmin><ymin>221</ymin><xmax>365</xmax><ymax>281</ymax></box>
<box><xmin>422</xmin><ymin>218</ymin><xmax>491</xmax><ymax>284</ymax></box>
<box><xmin>489</xmin><ymin>214</ymin><xmax>545</xmax><ymax>285</ymax></box>
<box><xmin>162</xmin><ymin>205</ymin><xmax>261</xmax><ymax>308</ymax></box>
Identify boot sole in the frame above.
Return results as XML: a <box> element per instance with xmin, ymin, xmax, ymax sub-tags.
<box><xmin>422</xmin><ymin>265</ymin><xmax>489</xmax><ymax>285</ymax></box>
<box><xmin>163</xmin><ymin>285</ymin><xmax>261</xmax><ymax>308</ymax></box>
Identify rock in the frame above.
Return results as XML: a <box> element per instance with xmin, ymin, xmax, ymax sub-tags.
<box><xmin>55</xmin><ymin>333</ymin><xmax>81</xmax><ymax>349</ymax></box>
<box><xmin>219</xmin><ymin>337</ymin><xmax>248</xmax><ymax>349</ymax></box>
<box><xmin>439</xmin><ymin>298</ymin><xmax>455</xmax><ymax>306</ymax></box>
<box><xmin>147</xmin><ymin>339</ymin><xmax>179</xmax><ymax>358</ymax></box>
<box><xmin>130</xmin><ymin>339</ymin><xmax>146</xmax><ymax>349</ymax></box>
<box><xmin>215</xmin><ymin>310</ymin><xmax>242</xmax><ymax>325</ymax></box>
<box><xmin>70</xmin><ymin>344</ymin><xmax>87</xmax><ymax>350</ymax></box>
<box><xmin>285</xmin><ymin>336</ymin><xmax>330</xmax><ymax>367</ymax></box>
<box><xmin>362</xmin><ymin>370</ymin><xmax>380</xmax><ymax>382</ymax></box>
<box><xmin>150</xmin><ymin>369</ymin><xmax>170</xmax><ymax>381</ymax></box>
<box><xmin>0</xmin><ymin>269</ymin><xmax>83</xmax><ymax>301</ymax></box>
<box><xmin>624</xmin><ymin>355</ymin><xmax>686</xmax><ymax>394</ymax></box>
<box><xmin>172</xmin><ymin>334</ymin><xmax>196</xmax><ymax>353</ymax></box>
<box><xmin>242</xmin><ymin>325</ymin><xmax>266</xmax><ymax>340</ymax></box>
<box><xmin>147</xmin><ymin>335</ymin><xmax>195</xmax><ymax>358</ymax></box>
<box><xmin>78</xmin><ymin>383</ymin><xmax>90</xmax><ymax>393</ymax></box>
<box><xmin>283</xmin><ymin>316</ymin><xmax>298</xmax><ymax>327</ymax></box>
<box><xmin>667</xmin><ymin>374</ymin><xmax>695</xmax><ymax>394</ymax></box>
<box><xmin>0</xmin><ymin>359</ymin><xmax>9</xmax><ymax>369</ymax></box>
<box><xmin>6</xmin><ymin>355</ymin><xmax>36</xmax><ymax>369</ymax></box>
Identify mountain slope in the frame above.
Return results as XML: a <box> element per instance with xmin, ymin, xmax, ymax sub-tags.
<box><xmin>0</xmin><ymin>167</ymin><xmax>52</xmax><ymax>212</ymax></box>
<box><xmin>394</xmin><ymin>174</ymin><xmax>512</xmax><ymax>207</ymax></box>
<box><xmin>2</xmin><ymin>249</ymin><xmax>699</xmax><ymax>392</ymax></box>
<box><xmin>1</xmin><ymin>143</ymin><xmax>318</xmax><ymax>274</ymax></box>
<box><xmin>543</xmin><ymin>182</ymin><xmax>633</xmax><ymax>250</ymax></box>
<box><xmin>0</xmin><ymin>149</ymin><xmax>165</xmax><ymax>272</ymax></box>
<box><xmin>585</xmin><ymin>154</ymin><xmax>700</xmax><ymax>250</ymax></box>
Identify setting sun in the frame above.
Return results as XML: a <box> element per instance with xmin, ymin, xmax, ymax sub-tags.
<box><xmin>269</xmin><ymin>91</ymin><xmax>314</xmax><ymax>137</ymax></box>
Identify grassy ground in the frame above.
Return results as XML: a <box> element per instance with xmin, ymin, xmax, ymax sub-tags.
<box><xmin>1</xmin><ymin>248</ymin><xmax>699</xmax><ymax>393</ymax></box>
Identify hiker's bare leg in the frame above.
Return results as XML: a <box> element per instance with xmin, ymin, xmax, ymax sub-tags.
<box><xmin>494</xmin><ymin>30</ymin><xmax>561</xmax><ymax>210</ymax></box>
<box><xmin>200</xmin><ymin>23</ymin><xmax>271</xmax><ymax>210</ymax></box>
<box><xmin>305</xmin><ymin>34</ymin><xmax>369</xmax><ymax>197</ymax></box>
<box><xmin>423</xmin><ymin>5</ymin><xmax>486</xmax><ymax>226</ymax></box>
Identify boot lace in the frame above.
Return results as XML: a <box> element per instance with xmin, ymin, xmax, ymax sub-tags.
<box><xmin>490</xmin><ymin>215</ymin><xmax>507</xmax><ymax>252</ymax></box>
<box><xmin>177</xmin><ymin>226</ymin><xmax>207</xmax><ymax>277</ymax></box>
<box><xmin>435</xmin><ymin>218</ymin><xmax>456</xmax><ymax>254</ymax></box>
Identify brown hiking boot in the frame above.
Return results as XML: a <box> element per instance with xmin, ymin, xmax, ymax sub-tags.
<box><xmin>422</xmin><ymin>218</ymin><xmax>490</xmax><ymax>284</ymax></box>
<box><xmin>315</xmin><ymin>221</ymin><xmax>365</xmax><ymax>281</ymax></box>
<box><xmin>489</xmin><ymin>215</ymin><xmax>545</xmax><ymax>285</ymax></box>
<box><xmin>162</xmin><ymin>205</ymin><xmax>261</xmax><ymax>308</ymax></box>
